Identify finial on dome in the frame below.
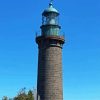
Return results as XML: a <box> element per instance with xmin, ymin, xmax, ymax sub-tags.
<box><xmin>49</xmin><ymin>0</ymin><xmax>53</xmax><ymax>7</ymax></box>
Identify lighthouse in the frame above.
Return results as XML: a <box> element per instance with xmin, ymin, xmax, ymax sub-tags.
<box><xmin>36</xmin><ymin>1</ymin><xmax>65</xmax><ymax>100</ymax></box>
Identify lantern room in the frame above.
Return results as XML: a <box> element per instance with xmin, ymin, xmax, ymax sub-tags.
<box><xmin>41</xmin><ymin>2</ymin><xmax>61</xmax><ymax>36</ymax></box>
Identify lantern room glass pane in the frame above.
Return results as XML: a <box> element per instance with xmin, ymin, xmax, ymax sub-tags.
<box><xmin>42</xmin><ymin>15</ymin><xmax>59</xmax><ymax>25</ymax></box>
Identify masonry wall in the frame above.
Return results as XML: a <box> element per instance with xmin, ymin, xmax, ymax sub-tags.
<box><xmin>37</xmin><ymin>45</ymin><xmax>63</xmax><ymax>100</ymax></box>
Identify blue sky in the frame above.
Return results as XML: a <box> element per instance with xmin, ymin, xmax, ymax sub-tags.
<box><xmin>0</xmin><ymin>0</ymin><xmax>100</xmax><ymax>99</ymax></box>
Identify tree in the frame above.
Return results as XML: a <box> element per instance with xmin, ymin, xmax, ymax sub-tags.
<box><xmin>14</xmin><ymin>88</ymin><xmax>28</xmax><ymax>100</ymax></box>
<box><xmin>2</xmin><ymin>96</ymin><xmax>8</xmax><ymax>100</ymax></box>
<box><xmin>13</xmin><ymin>88</ymin><xmax>34</xmax><ymax>100</ymax></box>
<box><xmin>2</xmin><ymin>88</ymin><xmax>34</xmax><ymax>100</ymax></box>
<box><xmin>27</xmin><ymin>90</ymin><xmax>34</xmax><ymax>100</ymax></box>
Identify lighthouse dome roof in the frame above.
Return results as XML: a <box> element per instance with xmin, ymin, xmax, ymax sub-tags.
<box><xmin>43</xmin><ymin>3</ymin><xmax>59</xmax><ymax>16</ymax></box>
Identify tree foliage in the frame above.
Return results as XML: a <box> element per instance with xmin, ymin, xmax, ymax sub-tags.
<box><xmin>2</xmin><ymin>96</ymin><xmax>8</xmax><ymax>100</ymax></box>
<box><xmin>27</xmin><ymin>90</ymin><xmax>34</xmax><ymax>100</ymax></box>
<box><xmin>2</xmin><ymin>88</ymin><xmax>34</xmax><ymax>100</ymax></box>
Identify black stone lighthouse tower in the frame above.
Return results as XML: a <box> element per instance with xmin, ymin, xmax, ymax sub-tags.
<box><xmin>36</xmin><ymin>1</ymin><xmax>65</xmax><ymax>100</ymax></box>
